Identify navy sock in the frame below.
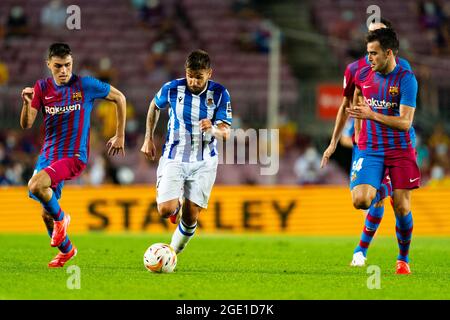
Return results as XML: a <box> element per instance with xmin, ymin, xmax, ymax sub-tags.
<box><xmin>396</xmin><ymin>212</ymin><xmax>413</xmax><ymax>262</ymax></box>
<box><xmin>42</xmin><ymin>193</ymin><xmax>64</xmax><ymax>221</ymax></box>
<box><xmin>354</xmin><ymin>205</ymin><xmax>384</xmax><ymax>257</ymax></box>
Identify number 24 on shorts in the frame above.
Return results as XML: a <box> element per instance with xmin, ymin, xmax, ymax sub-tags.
<box><xmin>352</xmin><ymin>158</ymin><xmax>364</xmax><ymax>172</ymax></box>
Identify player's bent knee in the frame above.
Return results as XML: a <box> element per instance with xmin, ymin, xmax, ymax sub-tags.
<box><xmin>157</xmin><ymin>203</ymin><xmax>178</xmax><ymax>218</ymax></box>
<box><xmin>352</xmin><ymin>194</ymin><xmax>372</xmax><ymax>210</ymax></box>
<box><xmin>28</xmin><ymin>178</ymin><xmax>42</xmax><ymax>196</ymax></box>
<box><xmin>394</xmin><ymin>203</ymin><xmax>410</xmax><ymax>216</ymax></box>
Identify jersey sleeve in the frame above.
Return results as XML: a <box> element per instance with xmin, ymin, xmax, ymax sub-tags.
<box><xmin>213</xmin><ymin>88</ymin><xmax>232</xmax><ymax>126</ymax></box>
<box><xmin>31</xmin><ymin>81</ymin><xmax>43</xmax><ymax>110</ymax></box>
<box><xmin>400</xmin><ymin>72</ymin><xmax>418</xmax><ymax>108</ymax></box>
<box><xmin>82</xmin><ymin>77</ymin><xmax>111</xmax><ymax>100</ymax></box>
<box><xmin>398</xmin><ymin>58</ymin><xmax>412</xmax><ymax>72</ymax></box>
<box><xmin>154</xmin><ymin>81</ymin><xmax>171</xmax><ymax>109</ymax></box>
<box><xmin>343</xmin><ymin>65</ymin><xmax>355</xmax><ymax>98</ymax></box>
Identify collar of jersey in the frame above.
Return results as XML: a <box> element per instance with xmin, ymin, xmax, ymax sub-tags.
<box><xmin>376</xmin><ymin>63</ymin><xmax>399</xmax><ymax>77</ymax></box>
<box><xmin>187</xmin><ymin>80</ymin><xmax>209</xmax><ymax>96</ymax></box>
<box><xmin>52</xmin><ymin>74</ymin><xmax>75</xmax><ymax>88</ymax></box>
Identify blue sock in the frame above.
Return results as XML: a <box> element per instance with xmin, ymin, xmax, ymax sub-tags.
<box><xmin>354</xmin><ymin>205</ymin><xmax>384</xmax><ymax>257</ymax></box>
<box><xmin>42</xmin><ymin>193</ymin><xmax>64</xmax><ymax>221</ymax></box>
<box><xmin>379</xmin><ymin>180</ymin><xmax>393</xmax><ymax>200</ymax></box>
<box><xmin>369</xmin><ymin>181</ymin><xmax>391</xmax><ymax>207</ymax></box>
<box><xmin>396</xmin><ymin>212</ymin><xmax>413</xmax><ymax>262</ymax></box>
<box><xmin>58</xmin><ymin>236</ymin><xmax>73</xmax><ymax>254</ymax></box>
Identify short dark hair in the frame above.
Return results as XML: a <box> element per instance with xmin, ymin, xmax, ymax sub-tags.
<box><xmin>366</xmin><ymin>28</ymin><xmax>399</xmax><ymax>53</ymax></box>
<box><xmin>379</xmin><ymin>17</ymin><xmax>393</xmax><ymax>29</ymax></box>
<box><xmin>48</xmin><ymin>43</ymin><xmax>72</xmax><ymax>59</ymax></box>
<box><xmin>185</xmin><ymin>50</ymin><xmax>211</xmax><ymax>70</ymax></box>
<box><xmin>367</xmin><ymin>17</ymin><xmax>393</xmax><ymax>29</ymax></box>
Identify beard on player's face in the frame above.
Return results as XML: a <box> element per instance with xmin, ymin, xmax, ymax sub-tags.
<box><xmin>373</xmin><ymin>53</ymin><xmax>390</xmax><ymax>73</ymax></box>
<box><xmin>368</xmin><ymin>53</ymin><xmax>388</xmax><ymax>73</ymax></box>
<box><xmin>186</xmin><ymin>68</ymin><xmax>211</xmax><ymax>94</ymax></box>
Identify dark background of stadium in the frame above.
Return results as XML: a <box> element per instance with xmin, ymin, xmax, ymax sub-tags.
<box><xmin>0</xmin><ymin>0</ymin><xmax>449</xmax><ymax>187</ymax></box>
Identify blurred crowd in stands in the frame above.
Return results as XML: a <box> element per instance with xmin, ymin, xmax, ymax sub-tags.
<box><xmin>332</xmin><ymin>0</ymin><xmax>450</xmax><ymax>59</ymax></box>
<box><xmin>0</xmin><ymin>0</ymin><xmax>449</xmax><ymax>187</ymax></box>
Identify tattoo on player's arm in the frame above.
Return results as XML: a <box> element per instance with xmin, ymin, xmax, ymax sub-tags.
<box><xmin>145</xmin><ymin>100</ymin><xmax>160</xmax><ymax>140</ymax></box>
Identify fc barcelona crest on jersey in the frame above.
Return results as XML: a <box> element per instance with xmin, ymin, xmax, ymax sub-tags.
<box><xmin>389</xmin><ymin>86</ymin><xmax>399</xmax><ymax>96</ymax></box>
<box><xmin>73</xmin><ymin>91</ymin><xmax>82</xmax><ymax>101</ymax></box>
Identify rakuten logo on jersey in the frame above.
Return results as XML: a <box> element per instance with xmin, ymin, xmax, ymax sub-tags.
<box><xmin>45</xmin><ymin>104</ymin><xmax>81</xmax><ymax>115</ymax></box>
<box><xmin>365</xmin><ymin>97</ymin><xmax>398</xmax><ymax>109</ymax></box>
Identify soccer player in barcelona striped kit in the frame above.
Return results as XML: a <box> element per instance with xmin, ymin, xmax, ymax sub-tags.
<box><xmin>140</xmin><ymin>50</ymin><xmax>232</xmax><ymax>255</ymax></box>
<box><xmin>321</xmin><ymin>19</ymin><xmax>413</xmax><ymax>267</ymax></box>
<box><xmin>348</xmin><ymin>28</ymin><xmax>419</xmax><ymax>274</ymax></box>
<box><xmin>20</xmin><ymin>43</ymin><xmax>127</xmax><ymax>267</ymax></box>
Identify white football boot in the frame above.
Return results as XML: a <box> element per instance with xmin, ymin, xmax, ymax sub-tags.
<box><xmin>350</xmin><ymin>251</ymin><xmax>367</xmax><ymax>267</ymax></box>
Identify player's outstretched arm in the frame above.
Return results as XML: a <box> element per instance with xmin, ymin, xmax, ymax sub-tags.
<box><xmin>104</xmin><ymin>85</ymin><xmax>126</xmax><ymax>156</ymax></box>
<box><xmin>20</xmin><ymin>87</ymin><xmax>38</xmax><ymax>129</ymax></box>
<box><xmin>199</xmin><ymin>119</ymin><xmax>231</xmax><ymax>140</ymax></box>
<box><xmin>140</xmin><ymin>99</ymin><xmax>160</xmax><ymax>161</ymax></box>
<box><xmin>321</xmin><ymin>96</ymin><xmax>350</xmax><ymax>168</ymax></box>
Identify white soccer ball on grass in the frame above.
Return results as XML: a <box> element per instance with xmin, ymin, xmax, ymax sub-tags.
<box><xmin>143</xmin><ymin>243</ymin><xmax>177</xmax><ymax>273</ymax></box>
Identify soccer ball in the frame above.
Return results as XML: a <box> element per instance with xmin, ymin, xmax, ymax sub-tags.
<box><xmin>143</xmin><ymin>243</ymin><xmax>177</xmax><ymax>273</ymax></box>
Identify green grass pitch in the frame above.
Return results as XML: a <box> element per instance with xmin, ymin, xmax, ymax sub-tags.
<box><xmin>0</xmin><ymin>233</ymin><xmax>449</xmax><ymax>299</ymax></box>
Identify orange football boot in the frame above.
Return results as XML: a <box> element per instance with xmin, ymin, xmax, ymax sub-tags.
<box><xmin>51</xmin><ymin>214</ymin><xmax>71</xmax><ymax>247</ymax></box>
<box><xmin>48</xmin><ymin>246</ymin><xmax>77</xmax><ymax>268</ymax></box>
<box><xmin>396</xmin><ymin>260</ymin><xmax>411</xmax><ymax>274</ymax></box>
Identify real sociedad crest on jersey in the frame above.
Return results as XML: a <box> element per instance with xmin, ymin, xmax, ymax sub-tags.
<box><xmin>73</xmin><ymin>91</ymin><xmax>82</xmax><ymax>101</ymax></box>
<box><xmin>389</xmin><ymin>86</ymin><xmax>399</xmax><ymax>96</ymax></box>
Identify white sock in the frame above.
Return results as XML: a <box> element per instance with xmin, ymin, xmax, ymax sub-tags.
<box><xmin>170</xmin><ymin>220</ymin><xmax>197</xmax><ymax>254</ymax></box>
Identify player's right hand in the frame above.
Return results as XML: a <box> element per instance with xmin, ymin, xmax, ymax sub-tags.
<box><xmin>140</xmin><ymin>139</ymin><xmax>156</xmax><ymax>161</ymax></box>
<box><xmin>21</xmin><ymin>87</ymin><xmax>34</xmax><ymax>105</ymax></box>
<box><xmin>320</xmin><ymin>144</ymin><xmax>336</xmax><ymax>168</ymax></box>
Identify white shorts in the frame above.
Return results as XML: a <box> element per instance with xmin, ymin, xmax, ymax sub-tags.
<box><xmin>156</xmin><ymin>156</ymin><xmax>218</xmax><ymax>208</ymax></box>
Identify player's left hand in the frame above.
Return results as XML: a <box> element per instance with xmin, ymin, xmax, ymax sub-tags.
<box><xmin>106</xmin><ymin>135</ymin><xmax>125</xmax><ymax>157</ymax></box>
<box><xmin>320</xmin><ymin>144</ymin><xmax>336</xmax><ymax>168</ymax></box>
<box><xmin>346</xmin><ymin>103</ymin><xmax>373</xmax><ymax>120</ymax></box>
<box><xmin>199</xmin><ymin>119</ymin><xmax>212</xmax><ymax>132</ymax></box>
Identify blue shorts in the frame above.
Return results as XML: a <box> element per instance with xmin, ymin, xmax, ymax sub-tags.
<box><xmin>29</xmin><ymin>156</ymin><xmax>64</xmax><ymax>201</ymax></box>
<box><xmin>350</xmin><ymin>147</ymin><xmax>420</xmax><ymax>191</ymax></box>
<box><xmin>349</xmin><ymin>148</ymin><xmax>385</xmax><ymax>191</ymax></box>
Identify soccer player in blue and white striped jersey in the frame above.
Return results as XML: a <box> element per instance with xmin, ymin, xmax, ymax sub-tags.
<box><xmin>140</xmin><ymin>50</ymin><xmax>232</xmax><ymax>255</ymax></box>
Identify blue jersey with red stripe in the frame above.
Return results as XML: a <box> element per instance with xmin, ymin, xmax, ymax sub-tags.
<box><xmin>31</xmin><ymin>74</ymin><xmax>110</xmax><ymax>164</ymax></box>
<box><xmin>342</xmin><ymin>55</ymin><xmax>412</xmax><ymax>145</ymax></box>
<box><xmin>355</xmin><ymin>64</ymin><xmax>418</xmax><ymax>152</ymax></box>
